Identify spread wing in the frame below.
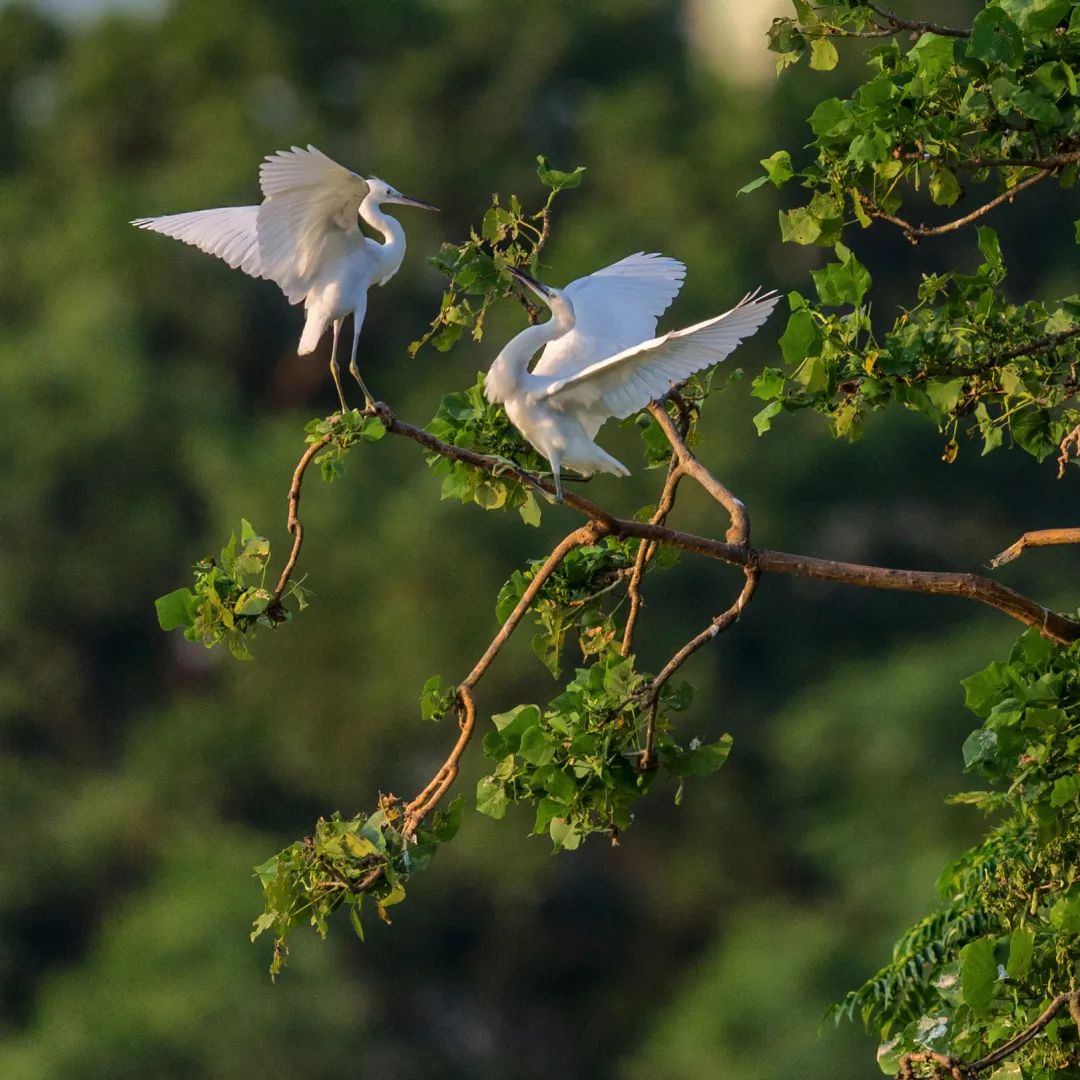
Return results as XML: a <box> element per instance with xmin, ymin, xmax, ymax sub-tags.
<box><xmin>531</xmin><ymin>252</ymin><xmax>686</xmax><ymax>381</ymax></box>
<box><xmin>130</xmin><ymin>206</ymin><xmax>264</xmax><ymax>279</ymax></box>
<box><xmin>255</xmin><ymin>144</ymin><xmax>370</xmax><ymax>301</ymax></box>
<box><xmin>541</xmin><ymin>289</ymin><xmax>780</xmax><ymax>420</ymax></box>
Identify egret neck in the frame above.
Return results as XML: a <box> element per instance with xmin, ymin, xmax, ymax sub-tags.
<box><xmin>485</xmin><ymin>303</ymin><xmax>576</xmax><ymax>404</ymax></box>
<box><xmin>359</xmin><ymin>194</ymin><xmax>407</xmax><ymax>285</ymax></box>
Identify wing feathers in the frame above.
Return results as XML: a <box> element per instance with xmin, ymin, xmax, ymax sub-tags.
<box><xmin>532</xmin><ymin>252</ymin><xmax>687</xmax><ymax>381</ymax></box>
<box><xmin>542</xmin><ymin>288</ymin><xmax>780</xmax><ymax>419</ymax></box>
<box><xmin>130</xmin><ymin>206</ymin><xmax>263</xmax><ymax>278</ymax></box>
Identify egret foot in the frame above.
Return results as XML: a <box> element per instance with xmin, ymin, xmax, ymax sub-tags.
<box><xmin>348</xmin><ymin>364</ymin><xmax>376</xmax><ymax>409</ymax></box>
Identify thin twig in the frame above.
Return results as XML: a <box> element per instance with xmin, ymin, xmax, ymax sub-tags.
<box><xmin>640</xmin><ymin>568</ymin><xmax>760</xmax><ymax>771</ymax></box>
<box><xmin>968</xmin><ymin>990</ymin><xmax>1078</xmax><ymax>1072</ymax></box>
<box><xmin>371</xmin><ymin>402</ymin><xmax>1080</xmax><ymax>644</ymax></box>
<box><xmin>898</xmin><ymin>1048</ymin><xmax>964</xmax><ymax>1079</ymax></box>
<box><xmin>862</xmin><ymin>1</ymin><xmax>969</xmax><ymax>38</ymax></box>
<box><xmin>864</xmin><ymin>168</ymin><xmax>1053</xmax><ymax>243</ymax></box>
<box><xmin>990</xmin><ymin>527</ymin><xmax>1080</xmax><ymax>568</ymax></box>
<box><xmin>621</xmin><ymin>458</ymin><xmax>684</xmax><ymax>657</ymax></box>
<box><xmin>647</xmin><ymin>402</ymin><xmax>749</xmax><ymax>544</ymax></box>
<box><xmin>1058</xmin><ymin>424</ymin><xmax>1080</xmax><ymax>479</ymax></box>
<box><xmin>272</xmin><ymin>433</ymin><xmax>332</xmax><ymax>602</ymax></box>
<box><xmin>403</xmin><ymin>523</ymin><xmax>604</xmax><ymax>832</ymax></box>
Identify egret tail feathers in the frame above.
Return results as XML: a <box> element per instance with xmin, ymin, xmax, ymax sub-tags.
<box><xmin>298</xmin><ymin>311</ymin><xmax>329</xmax><ymax>355</ymax></box>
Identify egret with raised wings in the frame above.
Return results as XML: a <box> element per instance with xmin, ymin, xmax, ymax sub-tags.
<box><xmin>132</xmin><ymin>144</ymin><xmax>437</xmax><ymax>410</ymax></box>
<box><xmin>483</xmin><ymin>253</ymin><xmax>779</xmax><ymax>501</ymax></box>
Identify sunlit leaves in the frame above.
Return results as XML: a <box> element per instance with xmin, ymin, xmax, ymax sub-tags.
<box><xmin>750</xmin><ymin>0</ymin><xmax>1080</xmax><ymax>466</ymax></box>
<box><xmin>251</xmin><ymin>799</ymin><xmax>463</xmax><ymax>975</ymax></box>
<box><xmin>426</xmin><ymin>372</ymin><xmax>547</xmax><ymax>525</ymax></box>
<box><xmin>154</xmin><ymin>519</ymin><xmax>304</xmax><ymax>659</ymax></box>
<box><xmin>475</xmin><ymin>654</ymin><xmax>715</xmax><ymax>850</ymax></box>
<box><xmin>410</xmin><ymin>157</ymin><xmax>583</xmax><ymax>357</ymax></box>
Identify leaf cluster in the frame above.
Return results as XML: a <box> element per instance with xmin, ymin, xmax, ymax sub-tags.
<box><xmin>834</xmin><ymin>627</ymin><xmax>1080</xmax><ymax>1075</ymax></box>
<box><xmin>154</xmin><ymin>520</ymin><xmax>306</xmax><ymax>660</ymax></box>
<box><xmin>408</xmin><ymin>155</ymin><xmax>584</xmax><ymax>357</ymax></box>
<box><xmin>251</xmin><ymin>798</ymin><xmax>463</xmax><ymax>976</ymax></box>
<box><xmin>748</xmin><ymin>0</ymin><xmax>1080</xmax><ymax>466</ymax></box>
<box><xmin>474</xmin><ymin>656</ymin><xmax>726</xmax><ymax>851</ymax></box>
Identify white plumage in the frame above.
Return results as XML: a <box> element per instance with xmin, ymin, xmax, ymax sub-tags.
<box><xmin>132</xmin><ymin>144</ymin><xmax>437</xmax><ymax>408</ymax></box>
<box><xmin>484</xmin><ymin>255</ymin><xmax>779</xmax><ymax>500</ymax></box>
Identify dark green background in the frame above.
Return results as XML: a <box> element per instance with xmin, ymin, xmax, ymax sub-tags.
<box><xmin>0</xmin><ymin>1</ymin><xmax>1075</xmax><ymax>1076</ymax></box>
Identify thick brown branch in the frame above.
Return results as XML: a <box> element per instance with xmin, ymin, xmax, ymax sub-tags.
<box><xmin>272</xmin><ymin>433</ymin><xmax>332</xmax><ymax>602</ymax></box>
<box><xmin>461</xmin><ymin>523</ymin><xmax>605</xmax><ymax>690</ymax></box>
<box><xmin>865</xmin><ymin>168</ymin><xmax>1053</xmax><ymax>243</ymax></box>
<box><xmin>990</xmin><ymin>527</ymin><xmax>1080</xmax><ymax>568</ymax></box>
<box><xmin>404</xmin><ymin>685</ymin><xmax>477</xmax><ymax>833</ymax></box>
<box><xmin>372</xmin><ymin>402</ymin><xmax>1080</xmax><ymax>644</ymax></box>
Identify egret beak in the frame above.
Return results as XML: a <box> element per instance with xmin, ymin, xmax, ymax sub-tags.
<box><xmin>387</xmin><ymin>193</ymin><xmax>439</xmax><ymax>211</ymax></box>
<box><xmin>508</xmin><ymin>266</ymin><xmax>553</xmax><ymax>302</ymax></box>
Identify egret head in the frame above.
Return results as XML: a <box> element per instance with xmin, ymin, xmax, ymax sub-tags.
<box><xmin>366</xmin><ymin>177</ymin><xmax>439</xmax><ymax>212</ymax></box>
<box><xmin>508</xmin><ymin>267</ymin><xmax>575</xmax><ymax>330</ymax></box>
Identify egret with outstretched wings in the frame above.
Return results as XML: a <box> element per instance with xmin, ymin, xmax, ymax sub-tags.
<box><xmin>132</xmin><ymin>144</ymin><xmax>437</xmax><ymax>409</ymax></box>
<box><xmin>484</xmin><ymin>254</ymin><xmax>778</xmax><ymax>500</ymax></box>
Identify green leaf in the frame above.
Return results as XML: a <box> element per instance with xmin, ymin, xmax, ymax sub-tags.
<box><xmin>1006</xmin><ymin>926</ymin><xmax>1034</xmax><ymax>980</ymax></box>
<box><xmin>753</xmin><ymin>400</ymin><xmax>784</xmax><ymax>435</ymax></box>
<box><xmin>518</xmin><ymin>725</ymin><xmax>555</xmax><ymax>766</ymax></box>
<box><xmin>1050</xmin><ymin>773</ymin><xmax>1080</xmax><ymax>807</ymax></box>
<box><xmin>519</xmin><ymin>491</ymin><xmax>542</xmax><ymax>527</ymax></box>
<box><xmin>910</xmin><ymin>33</ymin><xmax>956</xmax><ymax>80</ymax></box>
<box><xmin>536</xmin><ymin>155</ymin><xmax>585</xmax><ymax>191</ymax></box>
<box><xmin>929</xmin><ymin>168</ymin><xmax>961</xmax><ymax>208</ymax></box>
<box><xmin>234</xmin><ymin>589</ymin><xmax>270</xmax><ymax>617</ymax></box>
<box><xmin>779</xmin><ymin>308</ymin><xmax>817</xmax><ymax>363</ymax></box>
<box><xmin>761</xmin><ymin>150</ymin><xmax>794</xmax><ymax>186</ymax></box>
<box><xmin>968</xmin><ymin>6</ymin><xmax>1023</xmax><ymax>64</ymax></box>
<box><xmin>492</xmin><ymin>703</ymin><xmax>541</xmax><ymax>736</ymax></box>
<box><xmin>549</xmin><ymin>817</ymin><xmax>581</xmax><ymax>851</ymax></box>
<box><xmin>960</xmin><ymin>937</ymin><xmax>998</xmax><ymax>1014</ymax></box>
<box><xmin>998</xmin><ymin>0</ymin><xmax>1070</xmax><ymax>35</ymax></box>
<box><xmin>808</xmin><ymin>97</ymin><xmax>850</xmax><ymax>139</ymax></box>
<box><xmin>962</xmin><ymin>728</ymin><xmax>998</xmax><ymax>769</ymax></box>
<box><xmin>809</xmin><ymin>37</ymin><xmax>838</xmax><ymax>71</ymax></box>
<box><xmin>687</xmin><ymin>735</ymin><xmax>734</xmax><ymax>776</ymax></box>
<box><xmin>155</xmin><ymin>587</ymin><xmax>196</xmax><ymax>631</ymax></box>
<box><xmin>475</xmin><ymin>776</ymin><xmax>509</xmax><ymax>819</ymax></box>
<box><xmin>736</xmin><ymin>174</ymin><xmax>770</xmax><ymax>197</ymax></box>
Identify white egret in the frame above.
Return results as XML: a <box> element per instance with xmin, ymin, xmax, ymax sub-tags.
<box><xmin>483</xmin><ymin>253</ymin><xmax>779</xmax><ymax>501</ymax></box>
<box><xmin>132</xmin><ymin>144</ymin><xmax>438</xmax><ymax>410</ymax></box>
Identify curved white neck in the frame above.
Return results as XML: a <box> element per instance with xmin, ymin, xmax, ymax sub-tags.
<box><xmin>484</xmin><ymin>319</ymin><xmax>567</xmax><ymax>404</ymax></box>
<box><xmin>360</xmin><ymin>196</ymin><xmax>406</xmax><ymax>270</ymax></box>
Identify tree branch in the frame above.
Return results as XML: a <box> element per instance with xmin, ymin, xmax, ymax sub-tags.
<box><xmin>861</xmin><ymin>1</ymin><xmax>969</xmax><ymax>38</ymax></box>
<box><xmin>990</xmin><ymin>527</ymin><xmax>1080</xmax><ymax>568</ymax></box>
<box><xmin>404</xmin><ymin>522</ymin><xmax>604</xmax><ymax>833</ymax></box>
<box><xmin>967</xmin><ymin>990</ymin><xmax>1079</xmax><ymax>1072</ymax></box>
<box><xmin>370</xmin><ymin>402</ymin><xmax>1080</xmax><ymax>644</ymax></box>
<box><xmin>864</xmin><ymin>167</ymin><xmax>1053</xmax><ymax>243</ymax></box>
<box><xmin>271</xmin><ymin>432</ymin><xmax>332</xmax><ymax>603</ymax></box>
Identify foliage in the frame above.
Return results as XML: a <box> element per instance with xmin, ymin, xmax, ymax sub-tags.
<box><xmin>154</xmin><ymin>519</ymin><xmax>307</xmax><ymax>660</ymax></box>
<box><xmin>748</xmin><ymin>0</ymin><xmax>1080</xmax><ymax>465</ymax></box>
<box><xmin>251</xmin><ymin>798</ymin><xmax>463</xmax><ymax>976</ymax></box>
<box><xmin>830</xmin><ymin>627</ymin><xmax>1080</xmax><ymax>1075</ymax></box>
<box><xmin>408</xmin><ymin>155</ymin><xmax>583</xmax><ymax>357</ymax></box>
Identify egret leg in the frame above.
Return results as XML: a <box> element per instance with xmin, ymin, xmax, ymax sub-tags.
<box><xmin>550</xmin><ymin>456</ymin><xmax>564</xmax><ymax>504</ymax></box>
<box><xmin>348</xmin><ymin>329</ymin><xmax>375</xmax><ymax>409</ymax></box>
<box><xmin>328</xmin><ymin>319</ymin><xmax>349</xmax><ymax>413</ymax></box>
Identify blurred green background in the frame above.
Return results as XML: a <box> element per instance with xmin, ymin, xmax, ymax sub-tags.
<box><xmin>1</xmin><ymin>0</ymin><xmax>1077</xmax><ymax>1076</ymax></box>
